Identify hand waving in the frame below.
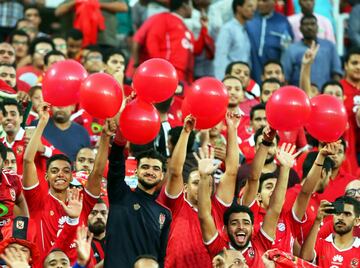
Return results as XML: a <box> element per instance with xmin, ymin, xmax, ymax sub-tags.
<box><xmin>276</xmin><ymin>143</ymin><xmax>300</xmax><ymax>168</ymax></box>
<box><xmin>183</xmin><ymin>114</ymin><xmax>196</xmax><ymax>133</ymax></box>
<box><xmin>194</xmin><ymin>146</ymin><xmax>221</xmax><ymax>176</ymax></box>
<box><xmin>59</xmin><ymin>188</ymin><xmax>83</xmax><ymax>219</ymax></box>
<box><xmin>0</xmin><ymin>247</ymin><xmax>30</xmax><ymax>268</ymax></box>
<box><xmin>225</xmin><ymin>111</ymin><xmax>242</xmax><ymax>129</ymax></box>
<box><xmin>103</xmin><ymin>118</ymin><xmax>117</xmax><ymax>137</ymax></box>
<box><xmin>75</xmin><ymin>225</ymin><xmax>94</xmax><ymax>266</ymax></box>
<box><xmin>302</xmin><ymin>41</ymin><xmax>320</xmax><ymax>65</ymax></box>
<box><xmin>37</xmin><ymin>102</ymin><xmax>51</xmax><ymax>124</ymax></box>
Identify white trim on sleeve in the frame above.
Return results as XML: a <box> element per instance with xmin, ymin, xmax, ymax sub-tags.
<box><xmin>84</xmin><ymin>188</ymin><xmax>100</xmax><ymax>199</ymax></box>
<box><xmin>42</xmin><ymin>146</ymin><xmax>53</xmax><ymax>158</ymax></box>
<box><xmin>23</xmin><ymin>181</ymin><xmax>40</xmax><ymax>191</ymax></box>
<box><xmin>215</xmin><ymin>195</ymin><xmax>232</xmax><ymax>207</ymax></box>
<box><xmin>203</xmin><ymin>231</ymin><xmax>219</xmax><ymax>246</ymax></box>
<box><xmin>164</xmin><ymin>188</ymin><xmax>183</xmax><ymax>199</ymax></box>
<box><xmin>260</xmin><ymin>227</ymin><xmax>274</xmax><ymax>243</ymax></box>
<box><xmin>292</xmin><ymin>207</ymin><xmax>308</xmax><ymax>223</ymax></box>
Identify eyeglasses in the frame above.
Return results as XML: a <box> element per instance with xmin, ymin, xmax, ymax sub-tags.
<box><xmin>345</xmin><ymin>188</ymin><xmax>360</xmax><ymax>197</ymax></box>
<box><xmin>0</xmin><ymin>50</ymin><xmax>14</xmax><ymax>56</ymax></box>
<box><xmin>35</xmin><ymin>48</ymin><xmax>51</xmax><ymax>55</ymax></box>
<box><xmin>87</xmin><ymin>55</ymin><xmax>103</xmax><ymax>62</ymax></box>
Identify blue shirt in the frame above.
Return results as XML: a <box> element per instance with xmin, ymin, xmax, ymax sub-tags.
<box><xmin>246</xmin><ymin>11</ymin><xmax>294</xmax><ymax>83</ymax></box>
<box><xmin>32</xmin><ymin>119</ymin><xmax>90</xmax><ymax>162</ymax></box>
<box><xmin>281</xmin><ymin>38</ymin><xmax>343</xmax><ymax>89</ymax></box>
<box><xmin>214</xmin><ymin>18</ymin><xmax>251</xmax><ymax>80</ymax></box>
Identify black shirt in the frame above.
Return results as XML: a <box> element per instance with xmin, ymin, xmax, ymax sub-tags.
<box><xmin>104</xmin><ymin>144</ymin><xmax>171</xmax><ymax>268</ymax></box>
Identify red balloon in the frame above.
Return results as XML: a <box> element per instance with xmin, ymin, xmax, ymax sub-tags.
<box><xmin>119</xmin><ymin>99</ymin><xmax>161</xmax><ymax>144</ymax></box>
<box><xmin>266</xmin><ymin>86</ymin><xmax>311</xmax><ymax>131</ymax></box>
<box><xmin>186</xmin><ymin>77</ymin><xmax>229</xmax><ymax>120</ymax></box>
<box><xmin>305</xmin><ymin>95</ymin><xmax>347</xmax><ymax>142</ymax></box>
<box><xmin>43</xmin><ymin>60</ymin><xmax>87</xmax><ymax>106</ymax></box>
<box><xmin>80</xmin><ymin>73</ymin><xmax>123</xmax><ymax>119</ymax></box>
<box><xmin>182</xmin><ymin>99</ymin><xmax>225</xmax><ymax>129</ymax></box>
<box><xmin>133</xmin><ymin>58</ymin><xmax>178</xmax><ymax>103</ymax></box>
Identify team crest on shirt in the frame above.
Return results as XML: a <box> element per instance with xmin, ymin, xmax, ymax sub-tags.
<box><xmin>16</xmin><ymin>145</ymin><xmax>24</xmax><ymax>155</ymax></box>
<box><xmin>9</xmin><ymin>188</ymin><xmax>16</xmax><ymax>201</ymax></box>
<box><xmin>50</xmin><ymin>210</ymin><xmax>54</xmax><ymax>216</ymax></box>
<box><xmin>16</xmin><ymin>220</ymin><xmax>24</xmax><ymax>230</ymax></box>
<box><xmin>133</xmin><ymin>203</ymin><xmax>140</xmax><ymax>211</ymax></box>
<box><xmin>247</xmin><ymin>248</ymin><xmax>255</xmax><ymax>258</ymax></box>
<box><xmin>277</xmin><ymin>222</ymin><xmax>286</xmax><ymax>232</ymax></box>
<box><xmin>351</xmin><ymin>258</ymin><xmax>359</xmax><ymax>268</ymax></box>
<box><xmin>159</xmin><ymin>213</ymin><xmax>165</xmax><ymax>230</ymax></box>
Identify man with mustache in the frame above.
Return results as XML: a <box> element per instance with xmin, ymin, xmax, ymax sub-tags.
<box><xmin>301</xmin><ymin>196</ymin><xmax>360</xmax><ymax>267</ymax></box>
<box><xmin>88</xmin><ymin>199</ymin><xmax>108</xmax><ymax>266</ymax></box>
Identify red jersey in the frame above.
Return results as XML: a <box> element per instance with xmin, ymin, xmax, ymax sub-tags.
<box><xmin>283</xmin><ymin>184</ymin><xmax>321</xmax><ymax>245</ymax></box>
<box><xmin>0</xmin><ymin>128</ymin><xmax>59</xmax><ymax>176</ymax></box>
<box><xmin>0</xmin><ymin>170</ymin><xmax>22</xmax><ymax>237</ymax></box>
<box><xmin>248</xmin><ymin>199</ymin><xmax>302</xmax><ymax>253</ymax></box>
<box><xmin>157</xmin><ymin>189</ymin><xmax>231</xmax><ymax>268</ymax></box>
<box><xmin>318</xmin><ymin>169</ymin><xmax>356</xmax><ymax>202</ymax></box>
<box><xmin>278</xmin><ymin>127</ymin><xmax>308</xmax><ymax>150</ymax></box>
<box><xmin>315</xmin><ymin>235</ymin><xmax>360</xmax><ymax>267</ymax></box>
<box><xmin>206</xmin><ymin>228</ymin><xmax>273</xmax><ymax>267</ymax></box>
<box><xmin>340</xmin><ymin>79</ymin><xmax>360</xmax><ymax>174</ymax></box>
<box><xmin>23</xmin><ymin>183</ymin><xmax>98</xmax><ymax>263</ymax></box>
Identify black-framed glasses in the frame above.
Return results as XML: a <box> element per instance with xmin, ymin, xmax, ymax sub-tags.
<box><xmin>345</xmin><ymin>188</ymin><xmax>360</xmax><ymax>197</ymax></box>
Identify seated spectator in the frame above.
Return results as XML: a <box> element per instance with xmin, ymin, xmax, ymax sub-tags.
<box><xmin>52</xmin><ymin>36</ymin><xmax>67</xmax><ymax>57</ymax></box>
<box><xmin>282</xmin><ymin>14</ymin><xmax>342</xmax><ymax>89</ymax></box>
<box><xmin>260</xmin><ymin>78</ymin><xmax>282</xmax><ymax>103</ymax></box>
<box><xmin>214</xmin><ymin>0</ymin><xmax>255</xmax><ymax>80</ymax></box>
<box><xmin>16</xmin><ymin>37</ymin><xmax>55</xmax><ymax>87</ymax></box>
<box><xmin>0</xmin><ymin>43</ymin><xmax>15</xmax><ymax>65</ymax></box>
<box><xmin>3</xmin><ymin>147</ymin><xmax>17</xmax><ymax>173</ymax></box>
<box><xmin>65</xmin><ymin>29</ymin><xmax>83</xmax><ymax>60</ymax></box>
<box><xmin>288</xmin><ymin>0</ymin><xmax>335</xmax><ymax>43</ymax></box>
<box><xmin>261</xmin><ymin>60</ymin><xmax>286</xmax><ymax>84</ymax></box>
<box><xmin>31</xmin><ymin>104</ymin><xmax>90</xmax><ymax>162</ymax></box>
<box><xmin>83</xmin><ymin>47</ymin><xmax>105</xmax><ymax>74</ymax></box>
<box><xmin>300</xmin><ymin>196</ymin><xmax>360</xmax><ymax>266</ymax></box>
<box><xmin>9</xmin><ymin>30</ymin><xmax>30</xmax><ymax>68</ymax></box>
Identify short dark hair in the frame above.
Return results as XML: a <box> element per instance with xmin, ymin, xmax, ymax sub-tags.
<box><xmin>260</xmin><ymin>78</ymin><xmax>282</xmax><ymax>93</ymax></box>
<box><xmin>15</xmin><ymin>18</ymin><xmax>30</xmax><ymax>29</ymax></box>
<box><xmin>300</xmin><ymin>13</ymin><xmax>318</xmax><ymax>25</ymax></box>
<box><xmin>135</xmin><ymin>150</ymin><xmax>166</xmax><ymax>171</ymax></box>
<box><xmin>28</xmin><ymin>85</ymin><xmax>42</xmax><ymax>97</ymax></box>
<box><xmin>65</xmin><ymin>28</ymin><xmax>83</xmax><ymax>41</ymax></box>
<box><xmin>222</xmin><ymin>75</ymin><xmax>243</xmax><ymax>85</ymax></box>
<box><xmin>258</xmin><ymin>173</ymin><xmax>277</xmax><ymax>192</ymax></box>
<box><xmin>0</xmin><ymin>62</ymin><xmax>16</xmax><ymax>70</ymax></box>
<box><xmin>320</xmin><ymin>80</ymin><xmax>344</xmax><ymax>94</ymax></box>
<box><xmin>225</xmin><ymin>61</ymin><xmax>250</xmax><ymax>76</ymax></box>
<box><xmin>169</xmin><ymin>0</ymin><xmax>189</xmax><ymax>11</ymax></box>
<box><xmin>9</xmin><ymin>30</ymin><xmax>30</xmax><ymax>46</ymax></box>
<box><xmin>84</xmin><ymin>46</ymin><xmax>103</xmax><ymax>62</ymax></box>
<box><xmin>344</xmin><ymin>47</ymin><xmax>360</xmax><ymax>63</ymax></box>
<box><xmin>46</xmin><ymin>154</ymin><xmax>72</xmax><ymax>171</ymax></box>
<box><xmin>24</xmin><ymin>4</ymin><xmax>40</xmax><ymax>14</ymax></box>
<box><xmin>302</xmin><ymin>152</ymin><xmax>334</xmax><ymax>179</ymax></box>
<box><xmin>232</xmin><ymin>0</ymin><xmax>245</xmax><ymax>14</ymax></box>
<box><xmin>182</xmin><ymin>158</ymin><xmax>198</xmax><ymax>184</ymax></box>
<box><xmin>29</xmin><ymin>37</ymin><xmax>55</xmax><ymax>56</ymax></box>
<box><xmin>263</xmin><ymin>59</ymin><xmax>284</xmax><ymax>74</ymax></box>
<box><xmin>250</xmin><ymin>103</ymin><xmax>266</xmax><ymax>120</ymax></box>
<box><xmin>103</xmin><ymin>48</ymin><xmax>126</xmax><ymax>64</ymax></box>
<box><xmin>1</xmin><ymin>98</ymin><xmax>23</xmax><ymax>116</ymax></box>
<box><xmin>0</xmin><ymin>143</ymin><xmax>7</xmax><ymax>162</ymax></box>
<box><xmin>335</xmin><ymin>195</ymin><xmax>360</xmax><ymax>217</ymax></box>
<box><xmin>223</xmin><ymin>204</ymin><xmax>254</xmax><ymax>226</ymax></box>
<box><xmin>168</xmin><ymin>127</ymin><xmax>195</xmax><ymax>154</ymax></box>
<box><xmin>96</xmin><ymin>198</ymin><xmax>106</xmax><ymax>205</ymax></box>
<box><xmin>44</xmin><ymin>50</ymin><xmax>66</xmax><ymax>66</ymax></box>
<box><xmin>154</xmin><ymin>97</ymin><xmax>173</xmax><ymax>114</ymax></box>
<box><xmin>253</xmin><ymin>126</ymin><xmax>280</xmax><ymax>146</ymax></box>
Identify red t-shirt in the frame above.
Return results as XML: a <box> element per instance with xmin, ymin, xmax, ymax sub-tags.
<box><xmin>340</xmin><ymin>79</ymin><xmax>360</xmax><ymax>174</ymax></box>
<box><xmin>0</xmin><ymin>170</ymin><xmax>22</xmax><ymax>237</ymax></box>
<box><xmin>283</xmin><ymin>184</ymin><xmax>321</xmax><ymax>245</ymax></box>
<box><xmin>206</xmin><ymin>228</ymin><xmax>273</xmax><ymax>267</ymax></box>
<box><xmin>315</xmin><ymin>235</ymin><xmax>360</xmax><ymax>267</ymax></box>
<box><xmin>318</xmin><ymin>169</ymin><xmax>356</xmax><ymax>202</ymax></box>
<box><xmin>23</xmin><ymin>183</ymin><xmax>98</xmax><ymax>263</ymax></box>
<box><xmin>157</xmin><ymin>189</ymin><xmax>230</xmax><ymax>268</ymax></box>
<box><xmin>248</xmin><ymin>199</ymin><xmax>303</xmax><ymax>253</ymax></box>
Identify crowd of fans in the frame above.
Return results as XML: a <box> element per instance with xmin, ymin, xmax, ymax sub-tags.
<box><xmin>0</xmin><ymin>0</ymin><xmax>359</xmax><ymax>267</ymax></box>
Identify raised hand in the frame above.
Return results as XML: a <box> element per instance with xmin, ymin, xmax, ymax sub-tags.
<box><xmin>194</xmin><ymin>146</ymin><xmax>221</xmax><ymax>176</ymax></box>
<box><xmin>183</xmin><ymin>114</ymin><xmax>196</xmax><ymax>133</ymax></box>
<box><xmin>302</xmin><ymin>41</ymin><xmax>320</xmax><ymax>65</ymax></box>
<box><xmin>37</xmin><ymin>102</ymin><xmax>51</xmax><ymax>123</ymax></box>
<box><xmin>276</xmin><ymin>143</ymin><xmax>299</xmax><ymax>168</ymax></box>
<box><xmin>316</xmin><ymin>200</ymin><xmax>333</xmax><ymax>221</ymax></box>
<box><xmin>225</xmin><ymin>111</ymin><xmax>242</xmax><ymax>129</ymax></box>
<box><xmin>16</xmin><ymin>91</ymin><xmax>30</xmax><ymax>103</ymax></box>
<box><xmin>103</xmin><ymin>118</ymin><xmax>117</xmax><ymax>137</ymax></box>
<box><xmin>319</xmin><ymin>140</ymin><xmax>341</xmax><ymax>157</ymax></box>
<box><xmin>59</xmin><ymin>188</ymin><xmax>83</xmax><ymax>219</ymax></box>
<box><xmin>75</xmin><ymin>225</ymin><xmax>94</xmax><ymax>266</ymax></box>
<box><xmin>0</xmin><ymin>247</ymin><xmax>30</xmax><ymax>268</ymax></box>
<box><xmin>262</xmin><ymin>126</ymin><xmax>277</xmax><ymax>143</ymax></box>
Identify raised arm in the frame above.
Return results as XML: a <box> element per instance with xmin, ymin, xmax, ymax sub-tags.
<box><xmin>241</xmin><ymin>127</ymin><xmax>276</xmax><ymax>206</ymax></box>
<box><xmin>196</xmin><ymin>147</ymin><xmax>221</xmax><ymax>243</ymax></box>
<box><xmin>54</xmin><ymin>0</ymin><xmax>75</xmax><ymax>17</ymax></box>
<box><xmin>300</xmin><ymin>200</ymin><xmax>332</xmax><ymax>261</ymax></box>
<box><xmin>86</xmin><ymin>119</ymin><xmax>116</xmax><ymax>197</ymax></box>
<box><xmin>166</xmin><ymin>115</ymin><xmax>195</xmax><ymax>196</ymax></box>
<box><xmin>299</xmin><ymin>41</ymin><xmax>319</xmax><ymax>98</ymax></box>
<box><xmin>14</xmin><ymin>193</ymin><xmax>29</xmax><ymax>217</ymax></box>
<box><xmin>292</xmin><ymin>142</ymin><xmax>338</xmax><ymax>221</ymax></box>
<box><xmin>216</xmin><ymin>112</ymin><xmax>240</xmax><ymax>204</ymax></box>
<box><xmin>262</xmin><ymin>143</ymin><xmax>297</xmax><ymax>240</ymax></box>
<box><xmin>23</xmin><ymin>102</ymin><xmax>49</xmax><ymax>188</ymax></box>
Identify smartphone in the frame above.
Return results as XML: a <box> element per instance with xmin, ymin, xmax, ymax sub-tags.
<box><xmin>324</xmin><ymin>200</ymin><xmax>344</xmax><ymax>214</ymax></box>
<box><xmin>25</xmin><ymin>126</ymin><xmax>36</xmax><ymax>139</ymax></box>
